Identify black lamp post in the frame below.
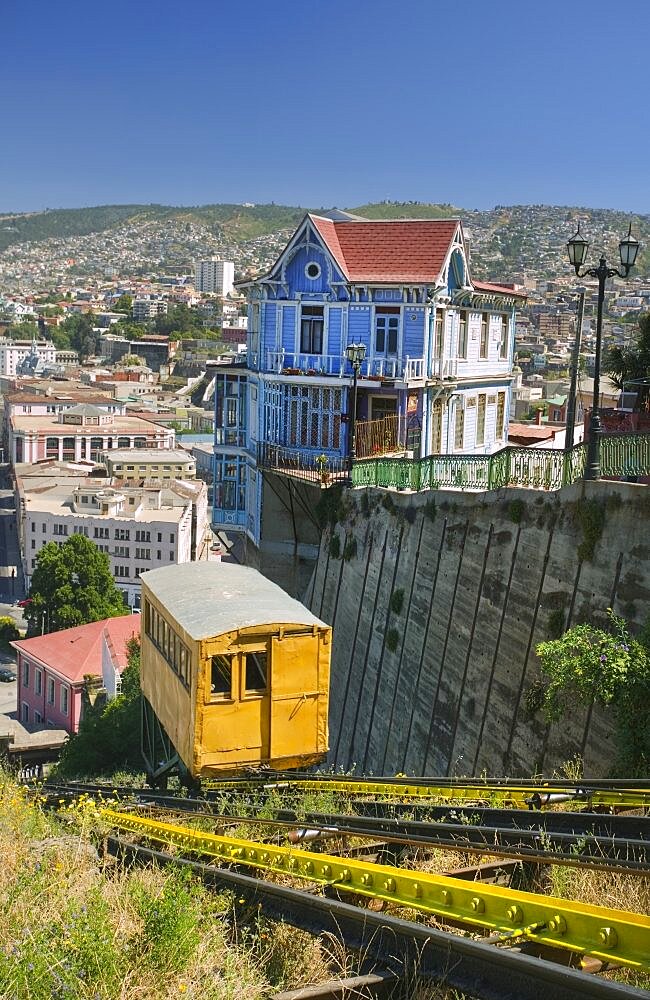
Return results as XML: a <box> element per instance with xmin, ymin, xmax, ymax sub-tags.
<box><xmin>567</xmin><ymin>222</ymin><xmax>640</xmax><ymax>480</ymax></box>
<box><xmin>344</xmin><ymin>342</ymin><xmax>367</xmax><ymax>467</ymax></box>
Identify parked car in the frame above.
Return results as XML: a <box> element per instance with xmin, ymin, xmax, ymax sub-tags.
<box><xmin>16</xmin><ymin>598</ymin><xmax>32</xmax><ymax>608</ymax></box>
<box><xmin>0</xmin><ymin>668</ymin><xmax>16</xmax><ymax>682</ymax></box>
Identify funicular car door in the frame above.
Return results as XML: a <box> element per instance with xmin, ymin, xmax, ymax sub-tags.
<box><xmin>270</xmin><ymin>631</ymin><xmax>324</xmax><ymax>759</ymax></box>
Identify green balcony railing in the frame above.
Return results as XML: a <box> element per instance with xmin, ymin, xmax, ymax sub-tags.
<box><xmin>351</xmin><ymin>433</ymin><xmax>650</xmax><ymax>492</ymax></box>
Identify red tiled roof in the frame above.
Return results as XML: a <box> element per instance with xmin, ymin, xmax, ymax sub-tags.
<box><xmin>12</xmin><ymin>615</ymin><xmax>138</xmax><ymax>684</ymax></box>
<box><xmin>472</xmin><ymin>279</ymin><xmax>527</xmax><ymax>299</ymax></box>
<box><xmin>309</xmin><ymin>215</ymin><xmax>459</xmax><ymax>283</ymax></box>
<box><xmin>507</xmin><ymin>422</ymin><xmax>556</xmax><ymax>443</ymax></box>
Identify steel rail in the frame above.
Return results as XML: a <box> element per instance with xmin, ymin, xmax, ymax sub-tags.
<box><xmin>108</xmin><ymin>836</ymin><xmax>647</xmax><ymax>1000</ymax></box>
<box><xmin>101</xmin><ymin>808</ymin><xmax>650</xmax><ymax>970</ymax></box>
<box><xmin>121</xmin><ymin>798</ymin><xmax>650</xmax><ymax>876</ymax></box>
<box><xmin>40</xmin><ymin>776</ymin><xmax>650</xmax><ymax>809</ymax></box>
<box><xmin>41</xmin><ymin>782</ymin><xmax>650</xmax><ymax>841</ymax></box>
<box><xmin>200</xmin><ymin>777</ymin><xmax>650</xmax><ymax>810</ymax></box>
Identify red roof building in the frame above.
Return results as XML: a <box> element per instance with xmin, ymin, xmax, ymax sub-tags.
<box><xmin>12</xmin><ymin>615</ymin><xmax>139</xmax><ymax>734</ymax></box>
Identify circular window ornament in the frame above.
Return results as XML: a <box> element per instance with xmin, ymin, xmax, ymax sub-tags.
<box><xmin>305</xmin><ymin>262</ymin><xmax>321</xmax><ymax>280</ymax></box>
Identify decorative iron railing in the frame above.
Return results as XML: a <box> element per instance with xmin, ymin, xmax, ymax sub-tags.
<box><xmin>355</xmin><ymin>414</ymin><xmax>405</xmax><ymax>459</ymax></box>
<box><xmin>257</xmin><ymin>433</ymin><xmax>650</xmax><ymax>493</ymax></box>
<box><xmin>258</xmin><ymin>443</ymin><xmax>350</xmax><ymax>485</ymax></box>
<box><xmin>352</xmin><ymin>434</ymin><xmax>650</xmax><ymax>491</ymax></box>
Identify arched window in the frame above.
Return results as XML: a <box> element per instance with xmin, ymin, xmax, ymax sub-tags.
<box><xmin>117</xmin><ymin>436</ymin><xmax>130</xmax><ymax>448</ymax></box>
<box><xmin>46</xmin><ymin>437</ymin><xmax>58</xmax><ymax>458</ymax></box>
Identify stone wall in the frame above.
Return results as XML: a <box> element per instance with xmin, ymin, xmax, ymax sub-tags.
<box><xmin>308</xmin><ymin>481</ymin><xmax>650</xmax><ymax>777</ymax></box>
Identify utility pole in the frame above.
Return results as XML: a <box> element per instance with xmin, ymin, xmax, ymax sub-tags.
<box><xmin>564</xmin><ymin>288</ymin><xmax>585</xmax><ymax>455</ymax></box>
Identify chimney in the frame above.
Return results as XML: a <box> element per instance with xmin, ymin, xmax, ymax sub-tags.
<box><xmin>536</xmin><ymin>408</ymin><xmax>543</xmax><ymax>426</ymax></box>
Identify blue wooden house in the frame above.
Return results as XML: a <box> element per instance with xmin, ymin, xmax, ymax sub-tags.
<box><xmin>212</xmin><ymin>213</ymin><xmax>525</xmax><ymax>542</ymax></box>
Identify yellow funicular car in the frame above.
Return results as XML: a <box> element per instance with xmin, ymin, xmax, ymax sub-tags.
<box><xmin>139</xmin><ymin>562</ymin><xmax>331</xmax><ymax>786</ymax></box>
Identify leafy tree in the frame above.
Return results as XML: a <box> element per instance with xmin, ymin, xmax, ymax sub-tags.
<box><xmin>121</xmin><ymin>353</ymin><xmax>144</xmax><ymax>366</ymax></box>
<box><xmin>535</xmin><ymin>610</ymin><xmax>650</xmax><ymax>775</ymax></box>
<box><xmin>54</xmin><ymin>635</ymin><xmax>142</xmax><ymax>777</ymax></box>
<box><xmin>604</xmin><ymin>311</ymin><xmax>650</xmax><ymax>407</ymax></box>
<box><xmin>153</xmin><ymin>303</ymin><xmax>203</xmax><ymax>337</ymax></box>
<box><xmin>24</xmin><ymin>535</ymin><xmax>127</xmax><ymax>637</ymax></box>
<box><xmin>112</xmin><ymin>293</ymin><xmax>133</xmax><ymax>315</ymax></box>
<box><xmin>59</xmin><ymin>312</ymin><xmax>97</xmax><ymax>360</ymax></box>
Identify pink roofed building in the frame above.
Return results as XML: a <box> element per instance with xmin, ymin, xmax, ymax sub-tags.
<box><xmin>12</xmin><ymin>615</ymin><xmax>140</xmax><ymax>735</ymax></box>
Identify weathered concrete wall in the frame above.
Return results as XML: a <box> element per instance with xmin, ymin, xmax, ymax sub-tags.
<box><xmin>259</xmin><ymin>473</ymin><xmax>322</xmax><ymax>599</ymax></box>
<box><xmin>308</xmin><ymin>481</ymin><xmax>650</xmax><ymax>777</ymax></box>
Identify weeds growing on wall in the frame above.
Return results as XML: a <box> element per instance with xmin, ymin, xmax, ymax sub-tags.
<box><xmin>315</xmin><ymin>484</ymin><xmax>346</xmax><ymax>529</ymax></box>
<box><xmin>390</xmin><ymin>588</ymin><xmax>405</xmax><ymax>615</ymax></box>
<box><xmin>576</xmin><ymin>497</ymin><xmax>605</xmax><ymax>561</ymax></box>
<box><xmin>509</xmin><ymin>499</ymin><xmax>525</xmax><ymax>524</ymax></box>
<box><xmin>328</xmin><ymin>534</ymin><xmax>341</xmax><ymax>559</ymax></box>
<box><xmin>386</xmin><ymin>627</ymin><xmax>400</xmax><ymax>652</ymax></box>
<box><xmin>342</xmin><ymin>535</ymin><xmax>357</xmax><ymax>561</ymax></box>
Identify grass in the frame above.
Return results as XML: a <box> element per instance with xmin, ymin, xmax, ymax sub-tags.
<box><xmin>0</xmin><ymin>771</ymin><xmax>357</xmax><ymax>999</ymax></box>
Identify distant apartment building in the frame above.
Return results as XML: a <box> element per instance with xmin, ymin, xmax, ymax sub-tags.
<box><xmin>0</xmin><ymin>337</ymin><xmax>57</xmax><ymax>376</ymax></box>
<box><xmin>102</xmin><ymin>448</ymin><xmax>196</xmax><ymax>482</ymax></box>
<box><xmin>538</xmin><ymin>312</ymin><xmax>574</xmax><ymax>339</ymax></box>
<box><xmin>20</xmin><ymin>476</ymin><xmax>210</xmax><ymax>608</ymax></box>
<box><xmin>99</xmin><ymin>333</ymin><xmax>174</xmax><ymax>371</ymax></box>
<box><xmin>9</xmin><ymin>403</ymin><xmax>174</xmax><ymax>464</ymax></box>
<box><xmin>133</xmin><ymin>296</ymin><xmax>168</xmax><ymax>322</ymax></box>
<box><xmin>195</xmin><ymin>259</ymin><xmax>235</xmax><ymax>296</ymax></box>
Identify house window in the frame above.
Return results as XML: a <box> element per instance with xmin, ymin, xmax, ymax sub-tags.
<box><xmin>31</xmin><ymin>522</ymin><xmax>35</xmax><ymax>533</ymax></box>
<box><xmin>454</xmin><ymin>407</ymin><xmax>465</xmax><ymax>450</ymax></box>
<box><xmin>136</xmin><ymin>530</ymin><xmax>151</xmax><ymax>543</ymax></box>
<box><xmin>21</xmin><ymin>703</ymin><xmax>29</xmax><ymax>724</ymax></box>
<box><xmin>60</xmin><ymin>686</ymin><xmax>69</xmax><ymax>716</ymax></box>
<box><xmin>211</xmin><ymin>655</ymin><xmax>232</xmax><ymax>697</ymax></box>
<box><xmin>434</xmin><ymin>310</ymin><xmax>444</xmax><ymax>358</ymax></box>
<box><xmin>34</xmin><ymin>710</ymin><xmax>42</xmax><ymax>725</ymax></box>
<box><xmin>35</xmin><ymin>669</ymin><xmax>42</xmax><ymax>696</ymax></box>
<box><xmin>375</xmin><ymin>308</ymin><xmax>399</xmax><ymax>356</ymax></box>
<box><xmin>496</xmin><ymin>392</ymin><xmax>506</xmax><ymax>439</ymax></box>
<box><xmin>300</xmin><ymin>306</ymin><xmax>324</xmax><ymax>354</ymax></box>
<box><xmin>22</xmin><ymin>661</ymin><xmax>29</xmax><ymax>687</ymax></box>
<box><xmin>480</xmin><ymin>314</ymin><xmax>489</xmax><ymax>359</ymax></box>
<box><xmin>47</xmin><ymin>677</ymin><xmax>55</xmax><ymax>705</ymax></box>
<box><xmin>245</xmin><ymin>651</ymin><xmax>267</xmax><ymax>693</ymax></box>
<box><xmin>500</xmin><ymin>315</ymin><xmax>509</xmax><ymax>359</ymax></box>
<box><xmin>458</xmin><ymin>311</ymin><xmax>468</xmax><ymax>359</ymax></box>
<box><xmin>135</xmin><ymin>548</ymin><xmax>150</xmax><ymax>560</ymax></box>
<box><xmin>476</xmin><ymin>394</ymin><xmax>486</xmax><ymax>446</ymax></box>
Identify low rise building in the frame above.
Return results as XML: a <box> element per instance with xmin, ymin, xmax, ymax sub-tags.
<box><xmin>9</xmin><ymin>405</ymin><xmax>174</xmax><ymax>464</ymax></box>
<box><xmin>102</xmin><ymin>448</ymin><xmax>196</xmax><ymax>482</ymax></box>
<box><xmin>12</xmin><ymin>615</ymin><xmax>138</xmax><ymax>733</ymax></box>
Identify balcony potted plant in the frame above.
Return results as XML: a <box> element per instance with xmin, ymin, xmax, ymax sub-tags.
<box><xmin>315</xmin><ymin>453</ymin><xmax>330</xmax><ymax>485</ymax></box>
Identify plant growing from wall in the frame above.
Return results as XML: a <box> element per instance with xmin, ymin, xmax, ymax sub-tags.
<box><xmin>390</xmin><ymin>588</ymin><xmax>404</xmax><ymax>615</ymax></box>
<box><xmin>576</xmin><ymin>497</ymin><xmax>605</xmax><ymax>561</ymax></box>
<box><xmin>509</xmin><ymin>499</ymin><xmax>525</xmax><ymax>524</ymax></box>
<box><xmin>315</xmin><ymin>484</ymin><xmax>346</xmax><ymax>529</ymax></box>
<box><xmin>328</xmin><ymin>533</ymin><xmax>341</xmax><ymax>559</ymax></box>
<box><xmin>386</xmin><ymin>627</ymin><xmax>400</xmax><ymax>652</ymax></box>
<box><xmin>342</xmin><ymin>535</ymin><xmax>357</xmax><ymax>561</ymax></box>
<box><xmin>535</xmin><ymin>610</ymin><xmax>650</xmax><ymax>775</ymax></box>
<box><xmin>424</xmin><ymin>500</ymin><xmax>437</xmax><ymax>522</ymax></box>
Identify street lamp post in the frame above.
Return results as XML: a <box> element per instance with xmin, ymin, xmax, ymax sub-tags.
<box><xmin>567</xmin><ymin>223</ymin><xmax>640</xmax><ymax>480</ymax></box>
<box><xmin>344</xmin><ymin>342</ymin><xmax>367</xmax><ymax>471</ymax></box>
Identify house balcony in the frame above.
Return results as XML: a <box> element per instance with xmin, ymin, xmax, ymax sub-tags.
<box><xmin>264</xmin><ymin>350</ymin><xmax>427</xmax><ymax>382</ymax></box>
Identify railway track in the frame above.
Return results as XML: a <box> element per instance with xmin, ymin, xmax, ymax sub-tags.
<box><xmin>43</xmin><ymin>780</ymin><xmax>650</xmax><ymax>997</ymax></box>
<box><xmin>108</xmin><ymin>836</ymin><xmax>645</xmax><ymax>1000</ymax></box>
<box><xmin>42</xmin><ymin>780</ymin><xmax>650</xmax><ymax>873</ymax></box>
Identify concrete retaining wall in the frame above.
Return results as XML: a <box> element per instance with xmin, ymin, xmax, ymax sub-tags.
<box><xmin>309</xmin><ymin>481</ymin><xmax>650</xmax><ymax>777</ymax></box>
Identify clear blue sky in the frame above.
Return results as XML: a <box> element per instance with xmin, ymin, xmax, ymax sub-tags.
<box><xmin>2</xmin><ymin>0</ymin><xmax>648</xmax><ymax>213</ymax></box>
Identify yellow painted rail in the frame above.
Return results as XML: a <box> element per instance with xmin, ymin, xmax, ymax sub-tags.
<box><xmin>104</xmin><ymin>808</ymin><xmax>650</xmax><ymax>970</ymax></box>
<box><xmin>203</xmin><ymin>777</ymin><xmax>650</xmax><ymax>810</ymax></box>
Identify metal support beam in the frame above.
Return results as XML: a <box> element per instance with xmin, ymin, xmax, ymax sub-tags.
<box><xmin>103</xmin><ymin>809</ymin><xmax>650</xmax><ymax>971</ymax></box>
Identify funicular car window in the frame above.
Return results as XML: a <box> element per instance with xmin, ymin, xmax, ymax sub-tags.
<box><xmin>211</xmin><ymin>655</ymin><xmax>232</xmax><ymax>696</ymax></box>
<box><xmin>245</xmin><ymin>651</ymin><xmax>267</xmax><ymax>693</ymax></box>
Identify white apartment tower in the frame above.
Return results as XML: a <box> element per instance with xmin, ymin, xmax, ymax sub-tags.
<box><xmin>195</xmin><ymin>258</ymin><xmax>235</xmax><ymax>296</ymax></box>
